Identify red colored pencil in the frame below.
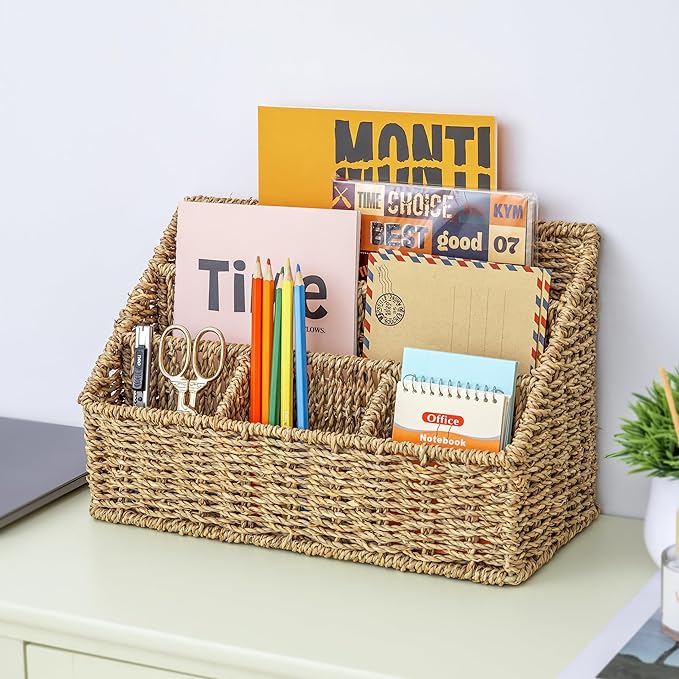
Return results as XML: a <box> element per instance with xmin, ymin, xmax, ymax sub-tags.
<box><xmin>250</xmin><ymin>257</ymin><xmax>263</xmax><ymax>422</ymax></box>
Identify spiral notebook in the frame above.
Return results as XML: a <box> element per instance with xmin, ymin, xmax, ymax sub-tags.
<box><xmin>392</xmin><ymin>348</ymin><xmax>518</xmax><ymax>452</ymax></box>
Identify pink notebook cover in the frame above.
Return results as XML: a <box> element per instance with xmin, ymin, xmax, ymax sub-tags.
<box><xmin>173</xmin><ymin>201</ymin><xmax>360</xmax><ymax>356</ymax></box>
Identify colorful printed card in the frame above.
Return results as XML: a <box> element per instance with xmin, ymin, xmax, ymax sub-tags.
<box><xmin>392</xmin><ymin>349</ymin><xmax>518</xmax><ymax>452</ymax></box>
<box><xmin>363</xmin><ymin>250</ymin><xmax>551</xmax><ymax>374</ymax></box>
<box><xmin>258</xmin><ymin>107</ymin><xmax>497</xmax><ymax>209</ymax></box>
<box><xmin>332</xmin><ymin>179</ymin><xmax>537</xmax><ymax>275</ymax></box>
<box><xmin>173</xmin><ymin>200</ymin><xmax>360</xmax><ymax>356</ymax></box>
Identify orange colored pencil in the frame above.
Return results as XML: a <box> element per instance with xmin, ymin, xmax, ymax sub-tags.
<box><xmin>249</xmin><ymin>257</ymin><xmax>263</xmax><ymax>422</ymax></box>
<box><xmin>261</xmin><ymin>259</ymin><xmax>274</xmax><ymax>424</ymax></box>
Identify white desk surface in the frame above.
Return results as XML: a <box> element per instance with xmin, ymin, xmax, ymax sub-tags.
<box><xmin>0</xmin><ymin>489</ymin><xmax>656</xmax><ymax>679</ymax></box>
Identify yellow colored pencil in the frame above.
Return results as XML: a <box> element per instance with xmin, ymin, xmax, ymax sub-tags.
<box><xmin>280</xmin><ymin>258</ymin><xmax>294</xmax><ymax>427</ymax></box>
<box><xmin>261</xmin><ymin>259</ymin><xmax>274</xmax><ymax>424</ymax></box>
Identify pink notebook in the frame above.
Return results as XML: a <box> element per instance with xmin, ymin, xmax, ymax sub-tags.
<box><xmin>173</xmin><ymin>201</ymin><xmax>360</xmax><ymax>356</ymax></box>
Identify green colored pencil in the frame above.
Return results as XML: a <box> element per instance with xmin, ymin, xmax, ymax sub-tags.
<box><xmin>268</xmin><ymin>269</ymin><xmax>283</xmax><ymax>425</ymax></box>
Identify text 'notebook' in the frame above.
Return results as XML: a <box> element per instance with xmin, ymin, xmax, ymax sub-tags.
<box><xmin>363</xmin><ymin>250</ymin><xmax>551</xmax><ymax>374</ymax></box>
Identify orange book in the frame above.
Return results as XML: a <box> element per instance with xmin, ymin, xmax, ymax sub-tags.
<box><xmin>258</xmin><ymin>106</ymin><xmax>497</xmax><ymax>209</ymax></box>
<box><xmin>261</xmin><ymin>259</ymin><xmax>274</xmax><ymax>424</ymax></box>
<box><xmin>249</xmin><ymin>257</ymin><xmax>263</xmax><ymax>422</ymax></box>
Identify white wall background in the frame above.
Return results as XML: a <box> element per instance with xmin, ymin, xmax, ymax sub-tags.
<box><xmin>1</xmin><ymin>0</ymin><xmax>677</xmax><ymax>518</ymax></box>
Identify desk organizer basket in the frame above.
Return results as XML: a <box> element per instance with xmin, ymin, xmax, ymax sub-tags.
<box><xmin>79</xmin><ymin>196</ymin><xmax>601</xmax><ymax>586</ymax></box>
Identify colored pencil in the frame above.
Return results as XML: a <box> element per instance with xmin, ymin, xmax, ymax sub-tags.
<box><xmin>268</xmin><ymin>269</ymin><xmax>283</xmax><ymax>425</ymax></box>
<box><xmin>249</xmin><ymin>257</ymin><xmax>263</xmax><ymax>422</ymax></box>
<box><xmin>294</xmin><ymin>264</ymin><xmax>309</xmax><ymax>429</ymax></box>
<box><xmin>280</xmin><ymin>259</ymin><xmax>294</xmax><ymax>427</ymax></box>
<box><xmin>261</xmin><ymin>259</ymin><xmax>274</xmax><ymax>424</ymax></box>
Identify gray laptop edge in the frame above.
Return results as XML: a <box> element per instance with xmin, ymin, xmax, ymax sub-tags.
<box><xmin>0</xmin><ymin>417</ymin><xmax>86</xmax><ymax>528</ymax></box>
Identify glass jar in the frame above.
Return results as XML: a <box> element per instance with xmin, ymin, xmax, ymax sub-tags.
<box><xmin>662</xmin><ymin>544</ymin><xmax>679</xmax><ymax>640</ymax></box>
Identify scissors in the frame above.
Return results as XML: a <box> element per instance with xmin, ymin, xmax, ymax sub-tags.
<box><xmin>158</xmin><ymin>325</ymin><xmax>226</xmax><ymax>413</ymax></box>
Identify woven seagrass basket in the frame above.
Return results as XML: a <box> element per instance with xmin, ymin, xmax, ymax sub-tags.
<box><xmin>79</xmin><ymin>196</ymin><xmax>600</xmax><ymax>586</ymax></box>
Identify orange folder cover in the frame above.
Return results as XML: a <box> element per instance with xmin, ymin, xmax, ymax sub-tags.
<box><xmin>258</xmin><ymin>106</ymin><xmax>497</xmax><ymax>209</ymax></box>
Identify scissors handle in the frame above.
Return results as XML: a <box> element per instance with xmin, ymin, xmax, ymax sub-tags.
<box><xmin>158</xmin><ymin>325</ymin><xmax>225</xmax><ymax>412</ymax></box>
<box><xmin>191</xmin><ymin>327</ymin><xmax>226</xmax><ymax>382</ymax></box>
<box><xmin>158</xmin><ymin>325</ymin><xmax>196</xmax><ymax>412</ymax></box>
<box><xmin>158</xmin><ymin>325</ymin><xmax>192</xmax><ymax>379</ymax></box>
<box><xmin>185</xmin><ymin>327</ymin><xmax>226</xmax><ymax>410</ymax></box>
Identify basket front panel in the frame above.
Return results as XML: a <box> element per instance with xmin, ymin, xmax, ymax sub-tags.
<box><xmin>84</xmin><ymin>413</ymin><xmax>521</xmax><ymax>576</ymax></box>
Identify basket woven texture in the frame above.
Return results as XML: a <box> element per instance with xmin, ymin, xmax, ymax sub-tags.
<box><xmin>79</xmin><ymin>196</ymin><xmax>601</xmax><ymax>586</ymax></box>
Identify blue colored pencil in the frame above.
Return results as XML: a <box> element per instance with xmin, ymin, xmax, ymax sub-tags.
<box><xmin>293</xmin><ymin>265</ymin><xmax>308</xmax><ymax>429</ymax></box>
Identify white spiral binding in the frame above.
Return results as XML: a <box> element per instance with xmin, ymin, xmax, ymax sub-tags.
<box><xmin>400</xmin><ymin>374</ymin><xmax>501</xmax><ymax>403</ymax></box>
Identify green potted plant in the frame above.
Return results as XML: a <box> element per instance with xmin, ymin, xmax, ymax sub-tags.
<box><xmin>609</xmin><ymin>368</ymin><xmax>679</xmax><ymax>566</ymax></box>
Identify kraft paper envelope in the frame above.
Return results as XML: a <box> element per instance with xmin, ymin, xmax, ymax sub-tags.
<box><xmin>363</xmin><ymin>251</ymin><xmax>550</xmax><ymax>374</ymax></box>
